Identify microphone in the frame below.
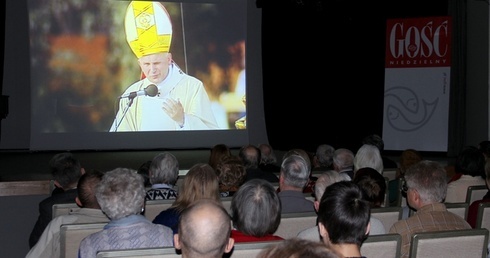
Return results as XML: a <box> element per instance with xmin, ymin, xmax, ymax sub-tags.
<box><xmin>119</xmin><ymin>84</ymin><xmax>158</xmax><ymax>99</ymax></box>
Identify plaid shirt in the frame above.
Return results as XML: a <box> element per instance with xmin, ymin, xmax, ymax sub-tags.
<box><xmin>389</xmin><ymin>202</ymin><xmax>471</xmax><ymax>258</ymax></box>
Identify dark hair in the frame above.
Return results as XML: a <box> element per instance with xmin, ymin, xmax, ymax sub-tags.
<box><xmin>318</xmin><ymin>181</ymin><xmax>370</xmax><ymax>246</ymax></box>
<box><xmin>209</xmin><ymin>143</ymin><xmax>232</xmax><ymax>170</ymax></box>
<box><xmin>216</xmin><ymin>155</ymin><xmax>246</xmax><ymax>190</ymax></box>
<box><xmin>238</xmin><ymin>144</ymin><xmax>261</xmax><ymax>169</ymax></box>
<box><xmin>455</xmin><ymin>146</ymin><xmax>486</xmax><ymax>178</ymax></box>
<box><xmin>49</xmin><ymin>152</ymin><xmax>82</xmax><ymax>189</ymax></box>
<box><xmin>231</xmin><ymin>179</ymin><xmax>281</xmax><ymax>237</ymax></box>
<box><xmin>353</xmin><ymin>167</ymin><xmax>386</xmax><ymax>208</ymax></box>
<box><xmin>362</xmin><ymin>134</ymin><xmax>384</xmax><ymax>151</ymax></box>
<box><xmin>257</xmin><ymin>238</ymin><xmax>342</xmax><ymax>258</ymax></box>
<box><xmin>77</xmin><ymin>169</ymin><xmax>104</xmax><ymax>209</ymax></box>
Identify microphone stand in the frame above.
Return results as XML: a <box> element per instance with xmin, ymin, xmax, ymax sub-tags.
<box><xmin>112</xmin><ymin>96</ymin><xmax>135</xmax><ymax>132</ymax></box>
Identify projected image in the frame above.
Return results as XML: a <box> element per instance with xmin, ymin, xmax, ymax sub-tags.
<box><xmin>28</xmin><ymin>0</ymin><xmax>246</xmax><ymax>133</ymax></box>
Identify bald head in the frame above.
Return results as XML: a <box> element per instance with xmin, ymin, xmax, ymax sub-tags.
<box><xmin>176</xmin><ymin>199</ymin><xmax>233</xmax><ymax>258</ymax></box>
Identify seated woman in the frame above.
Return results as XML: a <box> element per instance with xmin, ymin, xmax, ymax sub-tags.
<box><xmin>152</xmin><ymin>163</ymin><xmax>221</xmax><ymax>234</ymax></box>
<box><xmin>230</xmin><ymin>178</ymin><xmax>284</xmax><ymax>242</ymax></box>
<box><xmin>216</xmin><ymin>155</ymin><xmax>247</xmax><ymax>197</ymax></box>
<box><xmin>78</xmin><ymin>168</ymin><xmax>173</xmax><ymax>257</ymax></box>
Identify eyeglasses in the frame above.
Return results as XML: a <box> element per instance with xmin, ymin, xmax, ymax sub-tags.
<box><xmin>400</xmin><ymin>180</ymin><xmax>409</xmax><ymax>194</ymax></box>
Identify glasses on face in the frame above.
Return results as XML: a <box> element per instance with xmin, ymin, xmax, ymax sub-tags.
<box><xmin>400</xmin><ymin>180</ymin><xmax>409</xmax><ymax>194</ymax></box>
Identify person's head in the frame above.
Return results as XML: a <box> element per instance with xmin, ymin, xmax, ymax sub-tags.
<box><xmin>258</xmin><ymin>143</ymin><xmax>278</xmax><ymax>165</ymax></box>
<box><xmin>125</xmin><ymin>1</ymin><xmax>174</xmax><ymax>84</ymax></box>
<box><xmin>208</xmin><ymin>143</ymin><xmax>232</xmax><ymax>170</ymax></box>
<box><xmin>96</xmin><ymin>168</ymin><xmax>145</xmax><ymax>220</ymax></box>
<box><xmin>175</xmin><ymin>199</ymin><xmax>234</xmax><ymax>258</ymax></box>
<box><xmin>238</xmin><ymin>144</ymin><xmax>261</xmax><ymax>169</ymax></box>
<box><xmin>332</xmin><ymin>148</ymin><xmax>354</xmax><ymax>172</ymax></box>
<box><xmin>455</xmin><ymin>146</ymin><xmax>486</xmax><ymax>178</ymax></box>
<box><xmin>354</xmin><ymin>144</ymin><xmax>384</xmax><ymax>174</ymax></box>
<box><xmin>49</xmin><ymin>152</ymin><xmax>84</xmax><ymax>190</ymax></box>
<box><xmin>282</xmin><ymin>149</ymin><xmax>312</xmax><ymax>173</ymax></box>
<box><xmin>314</xmin><ymin>144</ymin><xmax>335</xmax><ymax>168</ymax></box>
<box><xmin>256</xmin><ymin>238</ymin><xmax>342</xmax><ymax>258</ymax></box>
<box><xmin>313</xmin><ymin>170</ymin><xmax>344</xmax><ymax>211</ymax></box>
<box><xmin>172</xmin><ymin>163</ymin><xmax>220</xmax><ymax>213</ymax></box>
<box><xmin>215</xmin><ymin>155</ymin><xmax>246</xmax><ymax>192</ymax></box>
<box><xmin>353</xmin><ymin>167</ymin><xmax>387</xmax><ymax>208</ymax></box>
<box><xmin>149</xmin><ymin>152</ymin><xmax>180</xmax><ymax>185</ymax></box>
<box><xmin>279</xmin><ymin>154</ymin><xmax>310</xmax><ymax>191</ymax></box>
<box><xmin>398</xmin><ymin>149</ymin><xmax>423</xmax><ymax>177</ymax></box>
<box><xmin>137</xmin><ymin>160</ymin><xmax>152</xmax><ymax>187</ymax></box>
<box><xmin>318</xmin><ymin>181</ymin><xmax>370</xmax><ymax>251</ymax></box>
<box><xmin>75</xmin><ymin>169</ymin><xmax>104</xmax><ymax>209</ymax></box>
<box><xmin>231</xmin><ymin>179</ymin><xmax>281</xmax><ymax>237</ymax></box>
<box><xmin>402</xmin><ymin>160</ymin><xmax>447</xmax><ymax>210</ymax></box>
<box><xmin>362</xmin><ymin>134</ymin><xmax>385</xmax><ymax>152</ymax></box>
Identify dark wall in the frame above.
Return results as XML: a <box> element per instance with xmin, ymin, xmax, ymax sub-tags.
<box><xmin>261</xmin><ymin>0</ymin><xmax>450</xmax><ymax>153</ymax></box>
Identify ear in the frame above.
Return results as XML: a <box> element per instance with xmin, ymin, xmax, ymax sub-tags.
<box><xmin>314</xmin><ymin>200</ymin><xmax>320</xmax><ymax>212</ymax></box>
<box><xmin>80</xmin><ymin>168</ymin><xmax>86</xmax><ymax>175</ymax></box>
<box><xmin>365</xmin><ymin>221</ymin><xmax>371</xmax><ymax>235</ymax></box>
<box><xmin>53</xmin><ymin>180</ymin><xmax>62</xmax><ymax>189</ymax></box>
<box><xmin>75</xmin><ymin>197</ymin><xmax>82</xmax><ymax>207</ymax></box>
<box><xmin>318</xmin><ymin>222</ymin><xmax>329</xmax><ymax>242</ymax></box>
<box><xmin>174</xmin><ymin>234</ymin><xmax>181</xmax><ymax>250</ymax></box>
<box><xmin>224</xmin><ymin>238</ymin><xmax>235</xmax><ymax>253</ymax></box>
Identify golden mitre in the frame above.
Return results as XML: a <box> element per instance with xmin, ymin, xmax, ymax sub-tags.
<box><xmin>125</xmin><ymin>1</ymin><xmax>173</xmax><ymax>58</ymax></box>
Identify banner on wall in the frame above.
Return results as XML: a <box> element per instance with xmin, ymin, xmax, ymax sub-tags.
<box><xmin>383</xmin><ymin>16</ymin><xmax>452</xmax><ymax>152</ymax></box>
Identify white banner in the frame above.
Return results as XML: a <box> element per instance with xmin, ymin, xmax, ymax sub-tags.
<box><xmin>383</xmin><ymin>16</ymin><xmax>452</xmax><ymax>151</ymax></box>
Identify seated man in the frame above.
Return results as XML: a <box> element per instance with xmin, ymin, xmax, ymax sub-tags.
<box><xmin>278</xmin><ymin>154</ymin><xmax>315</xmax><ymax>213</ymax></box>
<box><xmin>174</xmin><ymin>199</ymin><xmax>234</xmax><ymax>258</ymax></box>
<box><xmin>26</xmin><ymin>170</ymin><xmax>109</xmax><ymax>258</ymax></box>
<box><xmin>389</xmin><ymin>160</ymin><xmax>471</xmax><ymax>258</ymax></box>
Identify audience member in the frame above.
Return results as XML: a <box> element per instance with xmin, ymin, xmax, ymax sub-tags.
<box><xmin>396</xmin><ymin>149</ymin><xmax>423</xmax><ymax>179</ymax></box>
<box><xmin>296</xmin><ymin>170</ymin><xmax>344</xmax><ymax>240</ymax></box>
<box><xmin>282</xmin><ymin>148</ymin><xmax>315</xmax><ymax>193</ymax></box>
<box><xmin>258</xmin><ymin>143</ymin><xmax>281</xmax><ymax>173</ymax></box>
<box><xmin>446</xmin><ymin>146</ymin><xmax>486</xmax><ymax>203</ymax></box>
<box><xmin>230</xmin><ymin>178</ymin><xmax>284</xmax><ymax>242</ymax></box>
<box><xmin>318</xmin><ymin>181</ymin><xmax>371</xmax><ymax>257</ymax></box>
<box><xmin>208</xmin><ymin>143</ymin><xmax>232</xmax><ymax>170</ymax></box>
<box><xmin>362</xmin><ymin>134</ymin><xmax>398</xmax><ymax>169</ymax></box>
<box><xmin>137</xmin><ymin>160</ymin><xmax>152</xmax><ymax>188</ymax></box>
<box><xmin>332</xmin><ymin>148</ymin><xmax>355</xmax><ymax>180</ymax></box>
<box><xmin>257</xmin><ymin>238</ymin><xmax>342</xmax><ymax>258</ymax></box>
<box><xmin>353</xmin><ymin>144</ymin><xmax>384</xmax><ymax>175</ymax></box>
<box><xmin>153</xmin><ymin>163</ymin><xmax>221</xmax><ymax>233</ymax></box>
<box><xmin>239</xmin><ymin>144</ymin><xmax>279</xmax><ymax>183</ymax></box>
<box><xmin>26</xmin><ymin>170</ymin><xmax>109</xmax><ymax>258</ymax></box>
<box><xmin>29</xmin><ymin>152</ymin><xmax>85</xmax><ymax>248</ymax></box>
<box><xmin>467</xmin><ymin>159</ymin><xmax>490</xmax><ymax>228</ymax></box>
<box><xmin>312</xmin><ymin>144</ymin><xmax>335</xmax><ymax>172</ymax></box>
<box><xmin>146</xmin><ymin>152</ymin><xmax>179</xmax><ymax>201</ymax></box>
<box><xmin>78</xmin><ymin>168</ymin><xmax>173</xmax><ymax>257</ymax></box>
<box><xmin>216</xmin><ymin>155</ymin><xmax>247</xmax><ymax>197</ymax></box>
<box><xmin>278</xmin><ymin>154</ymin><xmax>315</xmax><ymax>213</ymax></box>
<box><xmin>389</xmin><ymin>160</ymin><xmax>471</xmax><ymax>258</ymax></box>
<box><xmin>174</xmin><ymin>199</ymin><xmax>234</xmax><ymax>258</ymax></box>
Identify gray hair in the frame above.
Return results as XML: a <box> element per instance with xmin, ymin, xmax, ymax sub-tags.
<box><xmin>353</xmin><ymin>144</ymin><xmax>384</xmax><ymax>174</ymax></box>
<box><xmin>332</xmin><ymin>148</ymin><xmax>354</xmax><ymax>170</ymax></box>
<box><xmin>96</xmin><ymin>168</ymin><xmax>145</xmax><ymax>220</ymax></box>
<box><xmin>149</xmin><ymin>152</ymin><xmax>179</xmax><ymax>185</ymax></box>
<box><xmin>314</xmin><ymin>170</ymin><xmax>344</xmax><ymax>200</ymax></box>
<box><xmin>280</xmin><ymin>154</ymin><xmax>310</xmax><ymax>189</ymax></box>
<box><xmin>404</xmin><ymin>160</ymin><xmax>447</xmax><ymax>203</ymax></box>
<box><xmin>316</xmin><ymin>144</ymin><xmax>335</xmax><ymax>167</ymax></box>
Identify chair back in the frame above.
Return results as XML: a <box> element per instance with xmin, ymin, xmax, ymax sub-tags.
<box><xmin>466</xmin><ymin>185</ymin><xmax>488</xmax><ymax>204</ymax></box>
<box><xmin>223</xmin><ymin>240</ymin><xmax>281</xmax><ymax>258</ymax></box>
<box><xmin>408</xmin><ymin>228</ymin><xmax>489</xmax><ymax>258</ymax></box>
<box><xmin>445</xmin><ymin>202</ymin><xmax>469</xmax><ymax>220</ymax></box>
<box><xmin>96</xmin><ymin>247</ymin><xmax>180</xmax><ymax>258</ymax></box>
<box><xmin>360</xmin><ymin>233</ymin><xmax>401</xmax><ymax>258</ymax></box>
<box><xmin>371</xmin><ymin>206</ymin><xmax>403</xmax><ymax>232</ymax></box>
<box><xmin>382</xmin><ymin>169</ymin><xmax>397</xmax><ymax>181</ymax></box>
<box><xmin>143</xmin><ymin>199</ymin><xmax>174</xmax><ymax>221</ymax></box>
<box><xmin>52</xmin><ymin>203</ymin><xmax>79</xmax><ymax>219</ymax></box>
<box><xmin>274</xmin><ymin>212</ymin><xmax>318</xmax><ymax>239</ymax></box>
<box><xmin>476</xmin><ymin>202</ymin><xmax>490</xmax><ymax>232</ymax></box>
<box><xmin>60</xmin><ymin>222</ymin><xmax>107</xmax><ymax>258</ymax></box>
